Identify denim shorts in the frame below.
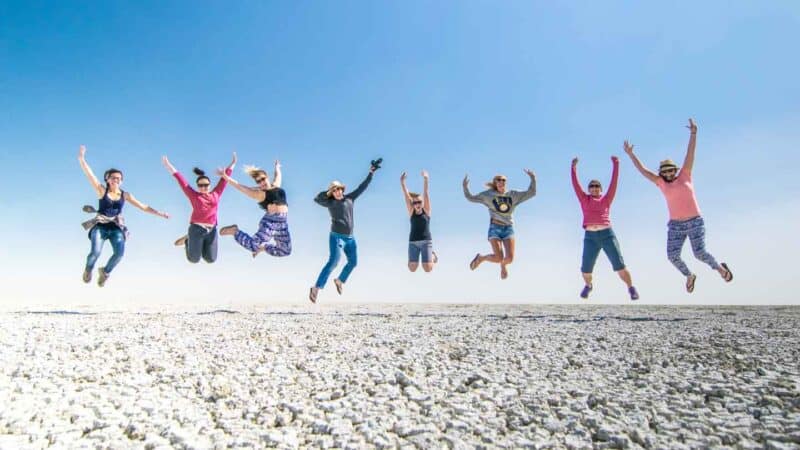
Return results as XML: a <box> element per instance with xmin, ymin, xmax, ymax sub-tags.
<box><xmin>408</xmin><ymin>240</ymin><xmax>434</xmax><ymax>263</ymax></box>
<box><xmin>488</xmin><ymin>223</ymin><xmax>514</xmax><ymax>241</ymax></box>
<box><xmin>581</xmin><ymin>228</ymin><xmax>626</xmax><ymax>273</ymax></box>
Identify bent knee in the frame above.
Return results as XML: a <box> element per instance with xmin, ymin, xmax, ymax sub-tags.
<box><xmin>408</xmin><ymin>263</ymin><xmax>419</xmax><ymax>272</ymax></box>
<box><xmin>422</xmin><ymin>264</ymin><xmax>434</xmax><ymax>272</ymax></box>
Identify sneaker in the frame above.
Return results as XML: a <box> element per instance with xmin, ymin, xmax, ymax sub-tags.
<box><xmin>309</xmin><ymin>287</ymin><xmax>319</xmax><ymax>304</ymax></box>
<box><xmin>97</xmin><ymin>267</ymin><xmax>109</xmax><ymax>287</ymax></box>
<box><xmin>334</xmin><ymin>278</ymin><xmax>343</xmax><ymax>295</ymax></box>
<box><xmin>82</xmin><ymin>269</ymin><xmax>92</xmax><ymax>283</ymax></box>
<box><xmin>580</xmin><ymin>285</ymin><xmax>592</xmax><ymax>299</ymax></box>
<box><xmin>174</xmin><ymin>235</ymin><xmax>188</xmax><ymax>246</ymax></box>
<box><xmin>628</xmin><ymin>286</ymin><xmax>640</xmax><ymax>301</ymax></box>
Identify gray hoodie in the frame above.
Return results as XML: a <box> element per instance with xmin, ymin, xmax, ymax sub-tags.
<box><xmin>463</xmin><ymin>174</ymin><xmax>536</xmax><ymax>225</ymax></box>
<box><xmin>314</xmin><ymin>173</ymin><xmax>373</xmax><ymax>235</ymax></box>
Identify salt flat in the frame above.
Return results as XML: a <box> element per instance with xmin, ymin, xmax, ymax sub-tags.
<box><xmin>0</xmin><ymin>305</ymin><xmax>798</xmax><ymax>449</ymax></box>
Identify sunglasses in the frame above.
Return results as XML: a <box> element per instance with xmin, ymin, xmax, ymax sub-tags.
<box><xmin>412</xmin><ymin>200</ymin><xmax>423</xmax><ymax>205</ymax></box>
<box><xmin>107</xmin><ymin>176</ymin><xmax>122</xmax><ymax>181</ymax></box>
<box><xmin>660</xmin><ymin>168</ymin><xmax>677</xmax><ymax>175</ymax></box>
<box><xmin>588</xmin><ymin>184</ymin><xmax>601</xmax><ymax>189</ymax></box>
<box><xmin>255</xmin><ymin>177</ymin><xmax>267</xmax><ymax>183</ymax></box>
<box><xmin>197</xmin><ymin>183</ymin><xmax>211</xmax><ymax>188</ymax></box>
<box><xmin>495</xmin><ymin>178</ymin><xmax>507</xmax><ymax>182</ymax></box>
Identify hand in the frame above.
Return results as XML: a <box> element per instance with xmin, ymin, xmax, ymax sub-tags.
<box><xmin>215</xmin><ymin>167</ymin><xmax>227</xmax><ymax>178</ymax></box>
<box><xmin>274</xmin><ymin>159</ymin><xmax>281</xmax><ymax>169</ymax></box>
<box><xmin>611</xmin><ymin>155</ymin><xmax>619</xmax><ymax>163</ymax></box>
<box><xmin>79</xmin><ymin>145</ymin><xmax>86</xmax><ymax>159</ymax></box>
<box><xmin>462</xmin><ymin>174</ymin><xmax>470</xmax><ymax>187</ymax></box>
<box><xmin>571</xmin><ymin>157</ymin><xmax>578</xmax><ymax>167</ymax></box>
<box><xmin>400</xmin><ymin>171</ymin><xmax>407</xmax><ymax>182</ymax></box>
<box><xmin>421</xmin><ymin>170</ymin><xmax>429</xmax><ymax>179</ymax></box>
<box><xmin>687</xmin><ymin>118</ymin><xmax>697</xmax><ymax>134</ymax></box>
<box><xmin>623</xmin><ymin>140</ymin><xmax>635</xmax><ymax>155</ymax></box>
<box><xmin>524</xmin><ymin>168</ymin><xmax>535</xmax><ymax>178</ymax></box>
<box><xmin>161</xmin><ymin>155</ymin><xmax>171</xmax><ymax>167</ymax></box>
<box><xmin>159</xmin><ymin>211</ymin><xmax>170</xmax><ymax>219</ymax></box>
<box><xmin>230</xmin><ymin>151</ymin><xmax>237</xmax><ymax>167</ymax></box>
<box><xmin>369</xmin><ymin>165</ymin><xmax>377</xmax><ymax>174</ymax></box>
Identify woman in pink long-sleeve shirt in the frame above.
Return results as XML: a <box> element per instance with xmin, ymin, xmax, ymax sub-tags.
<box><xmin>572</xmin><ymin>155</ymin><xmax>638</xmax><ymax>301</ymax></box>
<box><xmin>162</xmin><ymin>153</ymin><xmax>236</xmax><ymax>264</ymax></box>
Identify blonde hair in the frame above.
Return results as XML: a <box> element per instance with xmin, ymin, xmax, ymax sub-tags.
<box><xmin>243</xmin><ymin>165</ymin><xmax>268</xmax><ymax>180</ymax></box>
<box><xmin>485</xmin><ymin>175</ymin><xmax>507</xmax><ymax>190</ymax></box>
<box><xmin>409</xmin><ymin>192</ymin><xmax>421</xmax><ymax>199</ymax></box>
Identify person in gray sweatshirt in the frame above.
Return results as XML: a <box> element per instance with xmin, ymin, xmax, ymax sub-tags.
<box><xmin>463</xmin><ymin>169</ymin><xmax>536</xmax><ymax>279</ymax></box>
<box><xmin>309</xmin><ymin>164</ymin><xmax>378</xmax><ymax>303</ymax></box>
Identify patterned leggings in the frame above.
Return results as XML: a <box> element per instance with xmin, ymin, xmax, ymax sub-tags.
<box><xmin>666</xmin><ymin>216</ymin><xmax>720</xmax><ymax>276</ymax></box>
<box><xmin>234</xmin><ymin>212</ymin><xmax>292</xmax><ymax>257</ymax></box>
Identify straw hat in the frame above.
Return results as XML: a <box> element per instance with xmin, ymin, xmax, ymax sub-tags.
<box><xmin>659</xmin><ymin>159</ymin><xmax>679</xmax><ymax>173</ymax></box>
<box><xmin>326</xmin><ymin>180</ymin><xmax>346</xmax><ymax>197</ymax></box>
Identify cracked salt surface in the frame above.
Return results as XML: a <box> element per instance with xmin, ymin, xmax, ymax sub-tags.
<box><xmin>1</xmin><ymin>305</ymin><xmax>798</xmax><ymax>448</ymax></box>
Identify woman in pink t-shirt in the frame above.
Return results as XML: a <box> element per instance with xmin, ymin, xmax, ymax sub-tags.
<box><xmin>162</xmin><ymin>153</ymin><xmax>236</xmax><ymax>264</ymax></box>
<box><xmin>623</xmin><ymin>119</ymin><xmax>733</xmax><ymax>293</ymax></box>
<box><xmin>571</xmin><ymin>155</ymin><xmax>638</xmax><ymax>301</ymax></box>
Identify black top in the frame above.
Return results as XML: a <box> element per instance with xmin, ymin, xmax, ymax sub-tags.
<box><xmin>259</xmin><ymin>187</ymin><xmax>287</xmax><ymax>210</ymax></box>
<box><xmin>314</xmin><ymin>173</ymin><xmax>373</xmax><ymax>235</ymax></box>
<box><xmin>409</xmin><ymin>211</ymin><xmax>432</xmax><ymax>241</ymax></box>
<box><xmin>96</xmin><ymin>187</ymin><xmax>125</xmax><ymax>230</ymax></box>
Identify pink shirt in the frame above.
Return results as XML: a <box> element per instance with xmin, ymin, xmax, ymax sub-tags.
<box><xmin>572</xmin><ymin>160</ymin><xmax>618</xmax><ymax>228</ymax></box>
<box><xmin>173</xmin><ymin>168</ymin><xmax>232</xmax><ymax>226</ymax></box>
<box><xmin>656</xmin><ymin>169</ymin><xmax>701</xmax><ymax>220</ymax></box>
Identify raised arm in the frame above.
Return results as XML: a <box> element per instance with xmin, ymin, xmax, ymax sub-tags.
<box><xmin>462</xmin><ymin>174</ymin><xmax>481</xmax><ymax>203</ymax></box>
<box><xmin>400</xmin><ymin>172</ymin><xmax>413</xmax><ymax>215</ymax></box>
<box><xmin>422</xmin><ymin>170</ymin><xmax>431</xmax><ymax>216</ymax></box>
<box><xmin>314</xmin><ymin>191</ymin><xmax>332</xmax><ymax>207</ymax></box>
<box><xmin>682</xmin><ymin>118</ymin><xmax>697</xmax><ymax>175</ymax></box>
<box><xmin>604</xmin><ymin>156</ymin><xmax>620</xmax><ymax>203</ymax></box>
<box><xmin>272</xmin><ymin>160</ymin><xmax>282</xmax><ymax>188</ymax></box>
<box><xmin>346</xmin><ymin>170</ymin><xmax>374</xmax><ymax>200</ymax></box>
<box><xmin>570</xmin><ymin>158</ymin><xmax>586</xmax><ymax>200</ymax></box>
<box><xmin>623</xmin><ymin>140</ymin><xmax>660</xmax><ymax>184</ymax></box>
<box><xmin>215</xmin><ymin>167</ymin><xmax>263</xmax><ymax>201</ymax></box>
<box><xmin>78</xmin><ymin>145</ymin><xmax>104</xmax><ymax>197</ymax></box>
<box><xmin>123</xmin><ymin>192</ymin><xmax>169</xmax><ymax>219</ymax></box>
<box><xmin>514</xmin><ymin>168</ymin><xmax>537</xmax><ymax>204</ymax></box>
<box><xmin>212</xmin><ymin>152</ymin><xmax>237</xmax><ymax>193</ymax></box>
<box><xmin>162</xmin><ymin>156</ymin><xmax>194</xmax><ymax>197</ymax></box>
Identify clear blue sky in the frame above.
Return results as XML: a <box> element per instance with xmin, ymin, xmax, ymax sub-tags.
<box><xmin>2</xmin><ymin>1</ymin><xmax>798</xmax><ymax>307</ymax></box>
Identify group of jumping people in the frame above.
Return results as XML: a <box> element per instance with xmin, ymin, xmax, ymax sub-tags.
<box><xmin>78</xmin><ymin>119</ymin><xmax>733</xmax><ymax>301</ymax></box>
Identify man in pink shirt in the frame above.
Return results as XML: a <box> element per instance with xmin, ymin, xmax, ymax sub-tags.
<box><xmin>572</xmin><ymin>155</ymin><xmax>639</xmax><ymax>300</ymax></box>
<box><xmin>624</xmin><ymin>119</ymin><xmax>733</xmax><ymax>293</ymax></box>
<box><xmin>162</xmin><ymin>153</ymin><xmax>236</xmax><ymax>264</ymax></box>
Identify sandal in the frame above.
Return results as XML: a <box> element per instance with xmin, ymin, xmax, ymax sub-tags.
<box><xmin>469</xmin><ymin>254</ymin><xmax>480</xmax><ymax>271</ymax></box>
<box><xmin>686</xmin><ymin>274</ymin><xmax>697</xmax><ymax>293</ymax></box>
<box><xmin>309</xmin><ymin>287</ymin><xmax>318</xmax><ymax>304</ymax></box>
<box><xmin>334</xmin><ymin>278</ymin><xmax>343</xmax><ymax>295</ymax></box>
<box><xmin>219</xmin><ymin>225</ymin><xmax>238</xmax><ymax>236</ymax></box>
<box><xmin>720</xmin><ymin>263</ymin><xmax>733</xmax><ymax>282</ymax></box>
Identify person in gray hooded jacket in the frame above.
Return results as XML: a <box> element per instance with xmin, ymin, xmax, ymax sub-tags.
<box><xmin>463</xmin><ymin>169</ymin><xmax>536</xmax><ymax>279</ymax></box>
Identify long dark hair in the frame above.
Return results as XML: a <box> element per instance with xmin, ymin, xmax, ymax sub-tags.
<box><xmin>193</xmin><ymin>167</ymin><xmax>210</xmax><ymax>184</ymax></box>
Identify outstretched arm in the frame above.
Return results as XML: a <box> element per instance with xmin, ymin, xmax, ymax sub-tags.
<box><xmin>123</xmin><ymin>192</ymin><xmax>169</xmax><ymax>219</ymax></box>
<box><xmin>570</xmin><ymin>158</ymin><xmax>585</xmax><ymax>200</ymax></box>
<box><xmin>422</xmin><ymin>170</ymin><xmax>431</xmax><ymax>216</ymax></box>
<box><xmin>346</xmin><ymin>169</ymin><xmax>374</xmax><ymax>200</ymax></box>
<box><xmin>682</xmin><ymin>118</ymin><xmax>697</xmax><ymax>175</ymax></box>
<box><xmin>623</xmin><ymin>140</ymin><xmax>660</xmax><ymax>184</ymax></box>
<box><xmin>400</xmin><ymin>172</ymin><xmax>413</xmax><ymax>215</ymax></box>
<box><xmin>78</xmin><ymin>145</ymin><xmax>104</xmax><ymax>197</ymax></box>
<box><xmin>272</xmin><ymin>160</ymin><xmax>282</xmax><ymax>188</ymax></box>
<box><xmin>462</xmin><ymin>174</ymin><xmax>481</xmax><ymax>203</ymax></box>
<box><xmin>163</xmin><ymin>156</ymin><xmax>194</xmax><ymax>197</ymax></box>
<box><xmin>215</xmin><ymin>168</ymin><xmax>263</xmax><ymax>201</ymax></box>
<box><xmin>604</xmin><ymin>156</ymin><xmax>620</xmax><ymax>203</ymax></box>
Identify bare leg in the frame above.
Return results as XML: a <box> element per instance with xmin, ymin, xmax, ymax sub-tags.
<box><xmin>422</xmin><ymin>263</ymin><xmax>434</xmax><ymax>272</ymax></box>
<box><xmin>582</xmin><ymin>272</ymin><xmax>593</xmax><ymax>287</ymax></box>
<box><xmin>500</xmin><ymin>238</ymin><xmax>515</xmax><ymax>279</ymax></box>
<box><xmin>408</xmin><ymin>262</ymin><xmax>419</xmax><ymax>272</ymax></box>
<box><xmin>616</xmin><ymin>268</ymin><xmax>633</xmax><ymax>287</ymax></box>
<box><xmin>471</xmin><ymin>239</ymin><xmax>504</xmax><ymax>270</ymax></box>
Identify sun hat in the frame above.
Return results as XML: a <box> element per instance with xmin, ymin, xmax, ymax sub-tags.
<box><xmin>326</xmin><ymin>180</ymin><xmax>346</xmax><ymax>197</ymax></box>
<box><xmin>659</xmin><ymin>159</ymin><xmax>679</xmax><ymax>173</ymax></box>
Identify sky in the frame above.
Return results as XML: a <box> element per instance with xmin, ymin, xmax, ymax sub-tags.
<box><xmin>1</xmin><ymin>1</ymin><xmax>799</xmax><ymax>308</ymax></box>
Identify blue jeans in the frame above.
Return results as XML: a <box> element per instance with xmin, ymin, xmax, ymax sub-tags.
<box><xmin>488</xmin><ymin>223</ymin><xmax>514</xmax><ymax>241</ymax></box>
<box><xmin>581</xmin><ymin>228</ymin><xmax>625</xmax><ymax>273</ymax></box>
<box><xmin>315</xmin><ymin>232</ymin><xmax>357</xmax><ymax>288</ymax></box>
<box><xmin>85</xmin><ymin>225</ymin><xmax>125</xmax><ymax>274</ymax></box>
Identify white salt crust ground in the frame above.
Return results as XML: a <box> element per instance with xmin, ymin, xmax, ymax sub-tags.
<box><xmin>0</xmin><ymin>305</ymin><xmax>798</xmax><ymax>449</ymax></box>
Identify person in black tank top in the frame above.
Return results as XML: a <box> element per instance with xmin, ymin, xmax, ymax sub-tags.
<box><xmin>401</xmin><ymin>170</ymin><xmax>437</xmax><ymax>273</ymax></box>
<box><xmin>78</xmin><ymin>145</ymin><xmax>170</xmax><ymax>287</ymax></box>
<box><xmin>216</xmin><ymin>160</ymin><xmax>292</xmax><ymax>258</ymax></box>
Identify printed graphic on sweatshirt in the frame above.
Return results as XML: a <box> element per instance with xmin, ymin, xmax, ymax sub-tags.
<box><xmin>492</xmin><ymin>196</ymin><xmax>513</xmax><ymax>213</ymax></box>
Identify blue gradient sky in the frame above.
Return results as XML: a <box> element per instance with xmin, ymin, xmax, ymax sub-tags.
<box><xmin>2</xmin><ymin>1</ymin><xmax>798</xmax><ymax>307</ymax></box>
